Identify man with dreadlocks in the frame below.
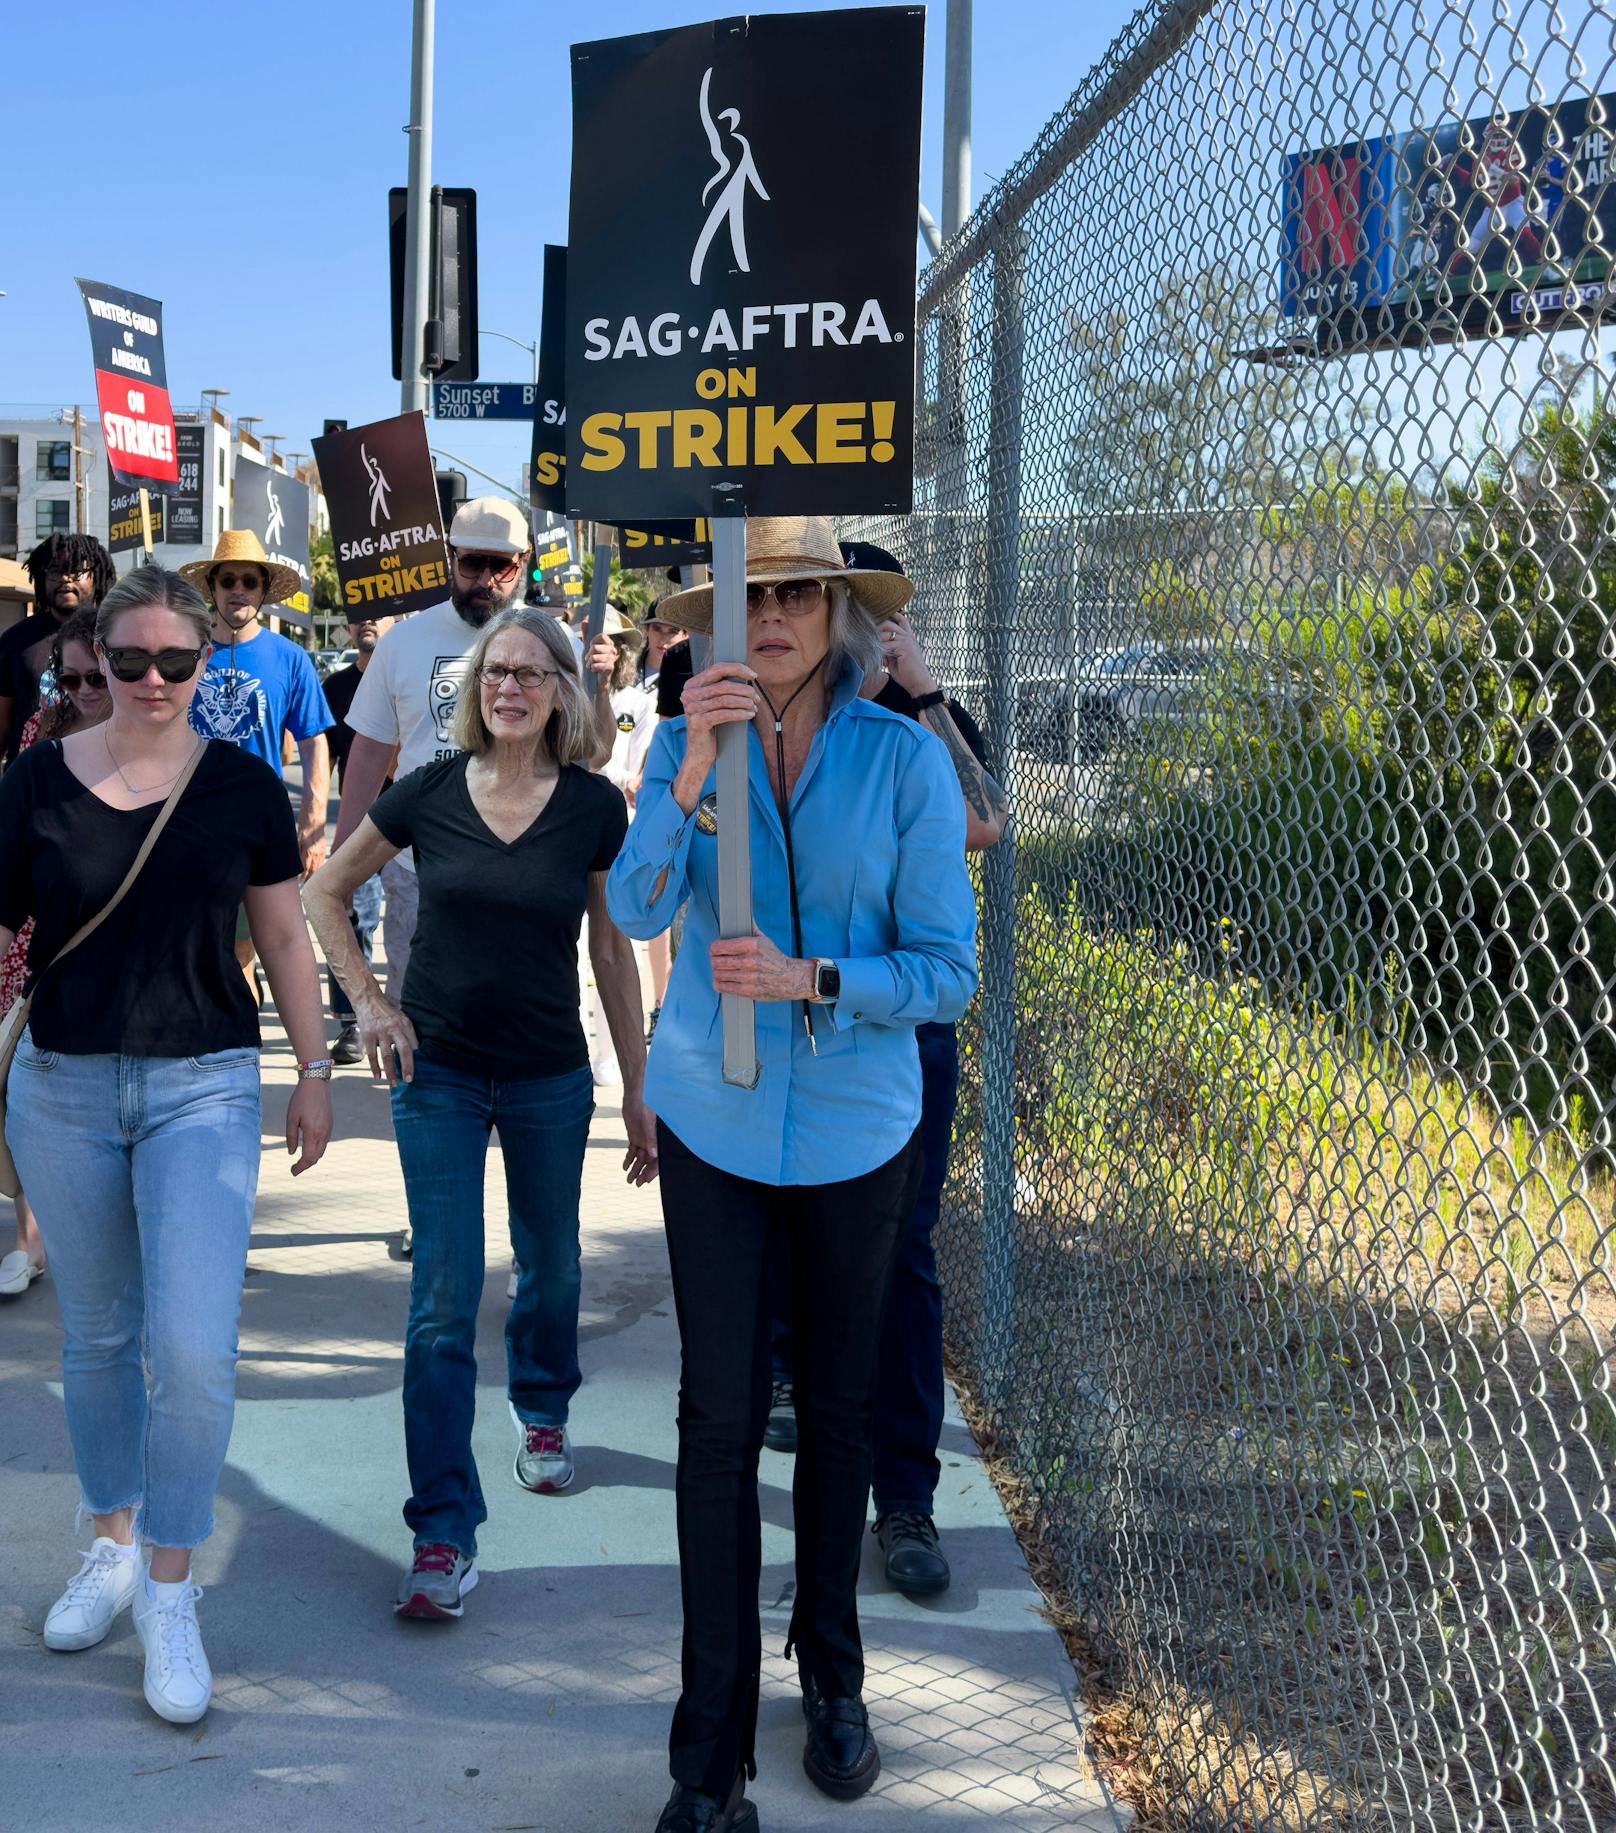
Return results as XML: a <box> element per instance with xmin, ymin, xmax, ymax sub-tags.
<box><xmin>0</xmin><ymin>532</ymin><xmax>116</xmax><ymax>765</ymax></box>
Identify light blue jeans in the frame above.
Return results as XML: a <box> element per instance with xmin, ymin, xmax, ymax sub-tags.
<box><xmin>8</xmin><ymin>1031</ymin><xmax>262</xmax><ymax>1548</ymax></box>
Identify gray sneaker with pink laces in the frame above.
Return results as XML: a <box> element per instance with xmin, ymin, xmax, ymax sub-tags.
<box><xmin>509</xmin><ymin>1401</ymin><xmax>574</xmax><ymax>1493</ymax></box>
<box><xmin>395</xmin><ymin>1542</ymin><xmax>477</xmax><ymax>1620</ymax></box>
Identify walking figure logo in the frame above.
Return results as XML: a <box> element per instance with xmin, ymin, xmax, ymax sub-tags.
<box><xmin>689</xmin><ymin>66</ymin><xmax>770</xmax><ymax>286</ymax></box>
<box><xmin>363</xmin><ymin>445</ymin><xmax>392</xmax><ymax>527</ymax></box>
<box><xmin>265</xmin><ymin>476</ymin><xmax>285</xmax><ymax>546</ymax></box>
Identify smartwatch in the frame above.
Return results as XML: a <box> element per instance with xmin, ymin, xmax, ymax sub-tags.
<box><xmin>811</xmin><ymin>960</ymin><xmax>841</xmax><ymax>1004</ymax></box>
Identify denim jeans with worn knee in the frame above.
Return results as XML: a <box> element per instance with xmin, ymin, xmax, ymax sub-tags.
<box><xmin>8</xmin><ymin>1032</ymin><xmax>262</xmax><ymax>1549</ymax></box>
<box><xmin>390</xmin><ymin>1052</ymin><xmax>594</xmax><ymax>1557</ymax></box>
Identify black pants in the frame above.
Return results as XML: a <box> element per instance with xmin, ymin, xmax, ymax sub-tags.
<box><xmin>658</xmin><ymin>1121</ymin><xmax>923</xmax><ymax>1795</ymax></box>
<box><xmin>772</xmin><ymin>1022</ymin><xmax>962</xmax><ymax>1515</ymax></box>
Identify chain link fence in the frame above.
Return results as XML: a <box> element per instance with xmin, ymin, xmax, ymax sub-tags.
<box><xmin>845</xmin><ymin>1</ymin><xmax>1616</xmax><ymax>1825</ymax></box>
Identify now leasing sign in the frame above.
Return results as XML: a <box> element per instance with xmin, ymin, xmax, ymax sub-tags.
<box><xmin>76</xmin><ymin>277</ymin><xmax>180</xmax><ymax>488</ymax></box>
<box><xmin>565</xmin><ymin>8</ymin><xmax>924</xmax><ymax>520</ymax></box>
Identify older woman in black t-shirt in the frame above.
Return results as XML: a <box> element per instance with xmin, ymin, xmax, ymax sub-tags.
<box><xmin>304</xmin><ymin>606</ymin><xmax>654</xmax><ymax>1622</ymax></box>
<box><xmin>0</xmin><ymin>565</ymin><xmax>332</xmax><ymax>1729</ymax></box>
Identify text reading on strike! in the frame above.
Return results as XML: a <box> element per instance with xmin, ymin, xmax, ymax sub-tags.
<box><xmin>580</xmin><ymin>401</ymin><xmax>899</xmax><ymax>473</ymax></box>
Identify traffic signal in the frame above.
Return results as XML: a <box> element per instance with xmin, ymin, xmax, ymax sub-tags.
<box><xmin>390</xmin><ymin>187</ymin><xmax>479</xmax><ymax>383</ymax></box>
<box><xmin>434</xmin><ymin>468</ymin><xmax>468</xmax><ymax>530</ymax></box>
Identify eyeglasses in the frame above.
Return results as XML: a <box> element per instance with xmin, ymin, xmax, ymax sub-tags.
<box><xmin>746</xmin><ymin>579</ymin><xmax>826</xmax><ymax>616</ymax></box>
<box><xmin>455</xmin><ymin>552</ymin><xmax>522</xmax><ymax>582</ymax></box>
<box><xmin>477</xmin><ymin>663</ymin><xmax>558</xmax><ymax>690</ymax></box>
<box><xmin>48</xmin><ymin>566</ymin><xmax>95</xmax><ymax>583</ymax></box>
<box><xmin>101</xmin><ymin>646</ymin><xmax>206</xmax><ymax>684</ymax></box>
<box><xmin>213</xmin><ymin>571</ymin><xmax>264</xmax><ymax>591</ymax></box>
<box><xmin>56</xmin><ymin>669</ymin><xmax>107</xmax><ymax>693</ymax></box>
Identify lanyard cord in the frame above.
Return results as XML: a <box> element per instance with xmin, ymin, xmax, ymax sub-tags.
<box><xmin>756</xmin><ymin>656</ymin><xmax>828</xmax><ymax>1052</ymax></box>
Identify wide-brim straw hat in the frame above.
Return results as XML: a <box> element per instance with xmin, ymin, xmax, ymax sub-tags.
<box><xmin>179</xmin><ymin>530</ymin><xmax>302</xmax><ymax>608</ymax></box>
<box><xmin>650</xmin><ymin>515</ymin><xmax>913</xmax><ymax>634</ymax></box>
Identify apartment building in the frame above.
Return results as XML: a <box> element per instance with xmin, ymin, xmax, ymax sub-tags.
<box><xmin>0</xmin><ymin>409</ymin><xmax>323</xmax><ymax>631</ymax></box>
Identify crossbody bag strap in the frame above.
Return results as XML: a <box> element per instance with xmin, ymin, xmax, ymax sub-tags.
<box><xmin>41</xmin><ymin>739</ymin><xmax>207</xmax><ymax>978</ymax></box>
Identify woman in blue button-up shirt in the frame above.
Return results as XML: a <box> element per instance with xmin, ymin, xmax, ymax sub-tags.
<box><xmin>607</xmin><ymin>516</ymin><xmax>978</xmax><ymax>1833</ymax></box>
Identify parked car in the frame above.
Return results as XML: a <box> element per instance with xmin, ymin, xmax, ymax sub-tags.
<box><xmin>314</xmin><ymin>646</ymin><xmax>358</xmax><ymax>679</ymax></box>
<box><xmin>1073</xmin><ymin>643</ymin><xmax>1302</xmax><ymax>756</ymax></box>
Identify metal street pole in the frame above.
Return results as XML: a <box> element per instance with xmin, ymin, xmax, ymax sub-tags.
<box><xmin>941</xmin><ymin>0</ymin><xmax>972</xmax><ymax>240</ymax></box>
<box><xmin>71</xmin><ymin>405</ymin><xmax>85</xmax><ymax>534</ymax></box>
<box><xmin>400</xmin><ymin>0</ymin><xmax>435</xmax><ymax>415</ymax></box>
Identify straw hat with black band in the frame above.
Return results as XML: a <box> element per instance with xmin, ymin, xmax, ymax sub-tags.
<box><xmin>179</xmin><ymin>530</ymin><xmax>302</xmax><ymax>608</ymax></box>
<box><xmin>649</xmin><ymin>515</ymin><xmax>913</xmax><ymax>633</ymax></box>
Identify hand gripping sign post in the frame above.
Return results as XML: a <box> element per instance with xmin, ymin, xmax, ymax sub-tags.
<box><xmin>311</xmin><ymin>413</ymin><xmax>450</xmax><ymax>617</ymax></box>
<box><xmin>566</xmin><ymin>8</ymin><xmax>923</xmax><ymax>1087</ymax></box>
<box><xmin>76</xmin><ymin>278</ymin><xmax>182</xmax><ymax>550</ymax></box>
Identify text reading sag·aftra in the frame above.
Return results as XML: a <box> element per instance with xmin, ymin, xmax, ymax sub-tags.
<box><xmin>338</xmin><ymin>523</ymin><xmax>441</xmax><ymax>563</ymax></box>
<box><xmin>582</xmin><ymin>299</ymin><xmax>899</xmax><ymax>362</ymax></box>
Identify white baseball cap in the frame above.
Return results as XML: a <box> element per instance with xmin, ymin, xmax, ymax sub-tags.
<box><xmin>448</xmin><ymin>496</ymin><xmax>530</xmax><ymax>555</ymax></box>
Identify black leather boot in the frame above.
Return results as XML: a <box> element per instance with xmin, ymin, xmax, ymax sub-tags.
<box><xmin>801</xmin><ymin>1676</ymin><xmax>880</xmax><ymax>1800</ymax></box>
<box><xmin>874</xmin><ymin>1511</ymin><xmax>951</xmax><ymax>1597</ymax></box>
<box><xmin>654</xmin><ymin>1771</ymin><xmax>758</xmax><ymax>1831</ymax></box>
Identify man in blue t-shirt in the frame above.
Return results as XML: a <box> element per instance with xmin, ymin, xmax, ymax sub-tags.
<box><xmin>182</xmin><ymin>529</ymin><xmax>332</xmax><ymax>850</ymax></box>
<box><xmin>181</xmin><ymin>531</ymin><xmax>333</xmax><ymax>986</ymax></box>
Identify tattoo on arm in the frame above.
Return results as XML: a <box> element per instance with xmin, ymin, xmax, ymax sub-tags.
<box><xmin>920</xmin><ymin>703</ymin><xmax>1009</xmax><ymax>826</ymax></box>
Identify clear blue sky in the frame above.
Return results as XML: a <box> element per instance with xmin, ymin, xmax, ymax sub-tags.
<box><xmin>0</xmin><ymin>0</ymin><xmax>1143</xmax><ymax>494</ymax></box>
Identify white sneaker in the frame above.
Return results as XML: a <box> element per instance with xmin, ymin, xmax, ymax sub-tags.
<box><xmin>43</xmin><ymin>1538</ymin><xmax>140</xmax><ymax>1650</ymax></box>
<box><xmin>0</xmin><ymin>1249</ymin><xmax>45</xmax><ymax>1297</ymax></box>
<box><xmin>133</xmin><ymin>1579</ymin><xmax>212</xmax><ymax>1723</ymax></box>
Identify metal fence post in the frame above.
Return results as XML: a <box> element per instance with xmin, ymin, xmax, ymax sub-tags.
<box><xmin>978</xmin><ymin>223</ymin><xmax>1025</xmax><ymax>1411</ymax></box>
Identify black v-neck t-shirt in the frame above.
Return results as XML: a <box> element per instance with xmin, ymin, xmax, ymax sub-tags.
<box><xmin>0</xmin><ymin>739</ymin><xmax>303</xmax><ymax>1055</ymax></box>
<box><xmin>368</xmin><ymin>754</ymin><xmax>629</xmax><ymax>1079</ymax></box>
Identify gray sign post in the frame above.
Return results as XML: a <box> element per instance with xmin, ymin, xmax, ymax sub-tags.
<box><xmin>711</xmin><ymin>514</ymin><xmax>758</xmax><ymax>1089</ymax></box>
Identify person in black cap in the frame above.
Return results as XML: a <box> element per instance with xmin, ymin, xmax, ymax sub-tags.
<box><xmin>766</xmin><ymin>540</ymin><xmax>1006</xmax><ymax>1604</ymax></box>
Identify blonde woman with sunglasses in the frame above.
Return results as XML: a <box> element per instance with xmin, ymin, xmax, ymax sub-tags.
<box><xmin>0</xmin><ymin>566</ymin><xmax>331</xmax><ymax>1726</ymax></box>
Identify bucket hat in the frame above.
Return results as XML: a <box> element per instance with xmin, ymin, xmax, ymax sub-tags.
<box><xmin>649</xmin><ymin>515</ymin><xmax>913</xmax><ymax>634</ymax></box>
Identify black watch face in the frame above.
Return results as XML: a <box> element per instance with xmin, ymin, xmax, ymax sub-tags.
<box><xmin>817</xmin><ymin>963</ymin><xmax>841</xmax><ymax>1000</ymax></box>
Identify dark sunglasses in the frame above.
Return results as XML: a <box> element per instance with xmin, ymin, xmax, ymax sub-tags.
<box><xmin>213</xmin><ymin>571</ymin><xmax>264</xmax><ymax>591</ymax></box>
<box><xmin>101</xmin><ymin>646</ymin><xmax>206</xmax><ymax>684</ymax></box>
<box><xmin>454</xmin><ymin>552</ymin><xmax>521</xmax><ymax>581</ymax></box>
<box><xmin>746</xmin><ymin>579</ymin><xmax>826</xmax><ymax>615</ymax></box>
<box><xmin>56</xmin><ymin>669</ymin><xmax>107</xmax><ymax>692</ymax></box>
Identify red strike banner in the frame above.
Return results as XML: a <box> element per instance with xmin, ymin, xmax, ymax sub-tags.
<box><xmin>76</xmin><ymin>278</ymin><xmax>181</xmax><ymax>488</ymax></box>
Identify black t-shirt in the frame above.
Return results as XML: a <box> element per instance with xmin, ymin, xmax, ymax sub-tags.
<box><xmin>0</xmin><ymin>739</ymin><xmax>303</xmax><ymax>1055</ymax></box>
<box><xmin>875</xmin><ymin>676</ymin><xmax>989</xmax><ymax>767</ymax></box>
<box><xmin>369</xmin><ymin>754</ymin><xmax>629</xmax><ymax>1079</ymax></box>
<box><xmin>321</xmin><ymin>664</ymin><xmax>362</xmax><ymax>785</ymax></box>
<box><xmin>321</xmin><ymin>663</ymin><xmax>396</xmax><ymax>792</ymax></box>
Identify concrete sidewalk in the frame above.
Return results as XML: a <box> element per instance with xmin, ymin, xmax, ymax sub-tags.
<box><xmin>0</xmin><ymin>1018</ymin><xmax>1126</xmax><ymax>1832</ymax></box>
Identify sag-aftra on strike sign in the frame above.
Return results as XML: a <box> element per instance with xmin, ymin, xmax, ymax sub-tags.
<box><xmin>565</xmin><ymin>7</ymin><xmax>924</xmax><ymax>521</ymax></box>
